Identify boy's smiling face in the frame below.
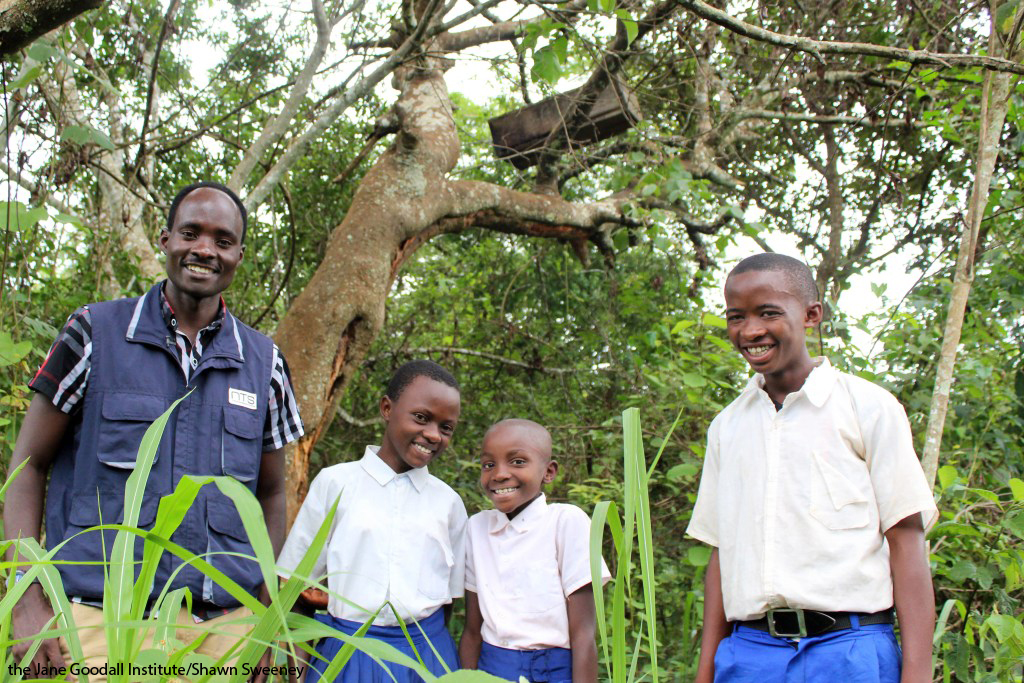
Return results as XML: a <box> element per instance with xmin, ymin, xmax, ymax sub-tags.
<box><xmin>480</xmin><ymin>420</ymin><xmax>558</xmax><ymax>520</ymax></box>
<box><xmin>724</xmin><ymin>269</ymin><xmax>823</xmax><ymax>397</ymax></box>
<box><xmin>378</xmin><ymin>375</ymin><xmax>460</xmax><ymax>474</ymax></box>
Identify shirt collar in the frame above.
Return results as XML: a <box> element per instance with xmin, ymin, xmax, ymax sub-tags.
<box><xmin>743</xmin><ymin>357</ymin><xmax>836</xmax><ymax>408</ymax></box>
<box><xmin>360</xmin><ymin>445</ymin><xmax>429</xmax><ymax>492</ymax></box>
<box><xmin>159</xmin><ymin>281</ymin><xmax>226</xmax><ymax>344</ymax></box>
<box><xmin>488</xmin><ymin>493</ymin><xmax>548</xmax><ymax>534</ymax></box>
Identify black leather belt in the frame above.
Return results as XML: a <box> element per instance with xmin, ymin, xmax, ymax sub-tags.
<box><xmin>740</xmin><ymin>608</ymin><xmax>895</xmax><ymax>638</ymax></box>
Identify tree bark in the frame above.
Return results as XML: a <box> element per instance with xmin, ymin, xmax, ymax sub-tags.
<box><xmin>0</xmin><ymin>0</ymin><xmax>101</xmax><ymax>55</ymax></box>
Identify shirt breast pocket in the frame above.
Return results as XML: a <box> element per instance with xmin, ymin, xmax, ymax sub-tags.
<box><xmin>221</xmin><ymin>406</ymin><xmax>262</xmax><ymax>483</ymax></box>
<box><xmin>809</xmin><ymin>450</ymin><xmax>871</xmax><ymax>530</ymax></box>
<box><xmin>417</xmin><ymin>529</ymin><xmax>454</xmax><ymax>601</ymax></box>
<box><xmin>508</xmin><ymin>563</ymin><xmax>565</xmax><ymax>614</ymax></box>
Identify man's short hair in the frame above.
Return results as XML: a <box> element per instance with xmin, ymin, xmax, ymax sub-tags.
<box><xmin>386</xmin><ymin>360</ymin><xmax>460</xmax><ymax>401</ymax></box>
<box><xmin>166</xmin><ymin>182</ymin><xmax>248</xmax><ymax>242</ymax></box>
<box><xmin>728</xmin><ymin>253</ymin><xmax>819</xmax><ymax>304</ymax></box>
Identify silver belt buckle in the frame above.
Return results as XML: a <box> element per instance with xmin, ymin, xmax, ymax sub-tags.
<box><xmin>767</xmin><ymin>608</ymin><xmax>807</xmax><ymax>638</ymax></box>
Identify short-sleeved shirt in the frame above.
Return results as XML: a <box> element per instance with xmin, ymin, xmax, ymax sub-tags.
<box><xmin>29</xmin><ymin>284</ymin><xmax>303</xmax><ymax>451</ymax></box>
<box><xmin>277</xmin><ymin>446</ymin><xmax>468</xmax><ymax>626</ymax></box>
<box><xmin>687</xmin><ymin>358</ymin><xmax>938</xmax><ymax>622</ymax></box>
<box><xmin>465</xmin><ymin>494</ymin><xmax>611</xmax><ymax>650</ymax></box>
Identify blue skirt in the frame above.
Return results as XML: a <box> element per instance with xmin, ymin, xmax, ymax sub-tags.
<box><xmin>478</xmin><ymin>641</ymin><xmax>572</xmax><ymax>683</ymax></box>
<box><xmin>306</xmin><ymin>609</ymin><xmax>459</xmax><ymax>683</ymax></box>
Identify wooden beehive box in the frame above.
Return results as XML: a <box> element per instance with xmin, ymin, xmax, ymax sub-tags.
<box><xmin>488</xmin><ymin>77</ymin><xmax>642</xmax><ymax>169</ymax></box>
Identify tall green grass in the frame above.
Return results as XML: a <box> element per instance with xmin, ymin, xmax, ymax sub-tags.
<box><xmin>590</xmin><ymin>407</ymin><xmax>679</xmax><ymax>682</ymax></box>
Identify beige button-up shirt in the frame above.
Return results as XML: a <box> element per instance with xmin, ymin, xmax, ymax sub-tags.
<box><xmin>687</xmin><ymin>359</ymin><xmax>937</xmax><ymax>622</ymax></box>
<box><xmin>466</xmin><ymin>495</ymin><xmax>611</xmax><ymax>650</ymax></box>
<box><xmin>278</xmin><ymin>446</ymin><xmax>468</xmax><ymax>625</ymax></box>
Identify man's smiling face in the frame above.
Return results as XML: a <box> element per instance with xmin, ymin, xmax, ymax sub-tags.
<box><xmin>160</xmin><ymin>187</ymin><xmax>245</xmax><ymax>305</ymax></box>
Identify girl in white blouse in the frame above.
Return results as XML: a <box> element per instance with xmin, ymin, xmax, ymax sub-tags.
<box><xmin>278</xmin><ymin>361</ymin><xmax>468</xmax><ymax>683</ymax></box>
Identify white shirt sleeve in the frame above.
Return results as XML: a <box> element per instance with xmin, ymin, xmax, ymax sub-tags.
<box><xmin>556</xmin><ymin>505</ymin><xmax>610</xmax><ymax>597</ymax></box>
<box><xmin>277</xmin><ymin>470</ymin><xmax>332</xmax><ymax>585</ymax></box>
<box><xmin>854</xmin><ymin>384</ymin><xmax>938</xmax><ymax>531</ymax></box>
<box><xmin>448</xmin><ymin>495</ymin><xmax>469</xmax><ymax>599</ymax></box>
<box><xmin>686</xmin><ymin>416</ymin><xmax>721</xmax><ymax>546</ymax></box>
<box><xmin>464</xmin><ymin>516</ymin><xmax>477</xmax><ymax>593</ymax></box>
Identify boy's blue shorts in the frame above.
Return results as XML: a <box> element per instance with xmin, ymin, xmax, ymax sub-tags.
<box><xmin>479</xmin><ymin>641</ymin><xmax>572</xmax><ymax>682</ymax></box>
<box><xmin>306</xmin><ymin>608</ymin><xmax>458</xmax><ymax>683</ymax></box>
<box><xmin>714</xmin><ymin>618</ymin><xmax>901</xmax><ymax>683</ymax></box>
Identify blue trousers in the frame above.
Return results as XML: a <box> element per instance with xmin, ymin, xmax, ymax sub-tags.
<box><xmin>478</xmin><ymin>641</ymin><xmax>572</xmax><ymax>682</ymax></box>
<box><xmin>306</xmin><ymin>609</ymin><xmax>459</xmax><ymax>683</ymax></box>
<box><xmin>714</xmin><ymin>619</ymin><xmax>901</xmax><ymax>683</ymax></box>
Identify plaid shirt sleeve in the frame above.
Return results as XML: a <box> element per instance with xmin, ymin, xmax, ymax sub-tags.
<box><xmin>29</xmin><ymin>307</ymin><xmax>93</xmax><ymax>414</ymax></box>
<box><xmin>263</xmin><ymin>345</ymin><xmax>304</xmax><ymax>451</ymax></box>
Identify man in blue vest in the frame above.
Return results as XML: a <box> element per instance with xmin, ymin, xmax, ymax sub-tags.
<box><xmin>5</xmin><ymin>182</ymin><xmax>304</xmax><ymax>680</ymax></box>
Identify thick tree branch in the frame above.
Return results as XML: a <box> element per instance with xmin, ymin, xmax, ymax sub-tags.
<box><xmin>678</xmin><ymin>0</ymin><xmax>1024</xmax><ymax>75</ymax></box>
<box><xmin>0</xmin><ymin>0</ymin><xmax>102</xmax><ymax>55</ymax></box>
<box><xmin>434</xmin><ymin>19</ymin><xmax>528</xmax><ymax>51</ymax></box>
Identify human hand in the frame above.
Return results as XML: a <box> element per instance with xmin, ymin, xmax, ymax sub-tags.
<box><xmin>11</xmin><ymin>585</ymin><xmax>67</xmax><ymax>678</ymax></box>
<box><xmin>299</xmin><ymin>587</ymin><xmax>329</xmax><ymax>610</ymax></box>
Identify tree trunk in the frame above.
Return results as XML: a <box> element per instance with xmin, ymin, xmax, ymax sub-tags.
<box><xmin>920</xmin><ymin>5</ymin><xmax>1023</xmax><ymax>490</ymax></box>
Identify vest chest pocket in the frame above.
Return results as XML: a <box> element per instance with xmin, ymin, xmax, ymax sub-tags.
<box><xmin>97</xmin><ymin>394</ymin><xmax>169</xmax><ymax>473</ymax></box>
<box><xmin>221</xmin><ymin>407</ymin><xmax>262</xmax><ymax>483</ymax></box>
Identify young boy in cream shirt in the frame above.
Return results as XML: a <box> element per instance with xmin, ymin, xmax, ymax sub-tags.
<box><xmin>689</xmin><ymin>254</ymin><xmax>938</xmax><ymax>683</ymax></box>
<box><xmin>459</xmin><ymin>419</ymin><xmax>611</xmax><ymax>683</ymax></box>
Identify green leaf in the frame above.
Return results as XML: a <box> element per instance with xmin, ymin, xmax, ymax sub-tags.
<box><xmin>53</xmin><ymin>212</ymin><xmax>84</xmax><ymax>227</ymax></box>
<box><xmin>10</xmin><ymin>65</ymin><xmax>42</xmax><ymax>89</ymax></box>
<box><xmin>938</xmin><ymin>464</ymin><xmax>958</xmax><ymax>491</ymax></box>
<box><xmin>0</xmin><ymin>201</ymin><xmax>47</xmax><ymax>233</ymax></box>
<box><xmin>687</xmin><ymin>545</ymin><xmax>711</xmax><ymax>567</ymax></box>
<box><xmin>982</xmin><ymin>614</ymin><xmax>1024</xmax><ymax>645</ymax></box>
<box><xmin>702</xmin><ymin>312</ymin><xmax>727</xmax><ymax>328</ymax></box>
<box><xmin>666</xmin><ymin>463</ymin><xmax>697</xmax><ymax>482</ymax></box>
<box><xmin>1004</xmin><ymin>511</ymin><xmax>1024</xmax><ymax>541</ymax></box>
<box><xmin>682</xmin><ymin>372</ymin><xmax>707</xmax><ymax>388</ymax></box>
<box><xmin>551</xmin><ymin>34</ymin><xmax>568</xmax><ymax>64</ymax></box>
<box><xmin>26</xmin><ymin>41</ymin><xmax>58</xmax><ymax>61</ymax></box>
<box><xmin>61</xmin><ymin>124</ymin><xmax>116</xmax><ymax>151</ymax></box>
<box><xmin>615</xmin><ymin>10</ymin><xmax>638</xmax><ymax>45</ymax></box>
<box><xmin>996</xmin><ymin>0</ymin><xmax>1021</xmax><ymax>34</ymax></box>
<box><xmin>599</xmin><ymin>0</ymin><xmax>615</xmax><ymax>13</ymax></box>
<box><xmin>0</xmin><ymin>331</ymin><xmax>33</xmax><ymax>367</ymax></box>
<box><xmin>531</xmin><ymin>46</ymin><xmax>561</xmax><ymax>84</ymax></box>
<box><xmin>1009</xmin><ymin>478</ymin><xmax>1024</xmax><ymax>501</ymax></box>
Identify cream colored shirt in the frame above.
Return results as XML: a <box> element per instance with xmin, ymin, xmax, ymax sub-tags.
<box><xmin>278</xmin><ymin>446</ymin><xmax>468</xmax><ymax>626</ymax></box>
<box><xmin>465</xmin><ymin>495</ymin><xmax>611</xmax><ymax>650</ymax></box>
<box><xmin>687</xmin><ymin>359</ymin><xmax>938</xmax><ymax>622</ymax></box>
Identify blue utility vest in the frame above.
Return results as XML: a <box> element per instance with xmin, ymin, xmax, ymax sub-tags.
<box><xmin>45</xmin><ymin>282</ymin><xmax>274</xmax><ymax>607</ymax></box>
